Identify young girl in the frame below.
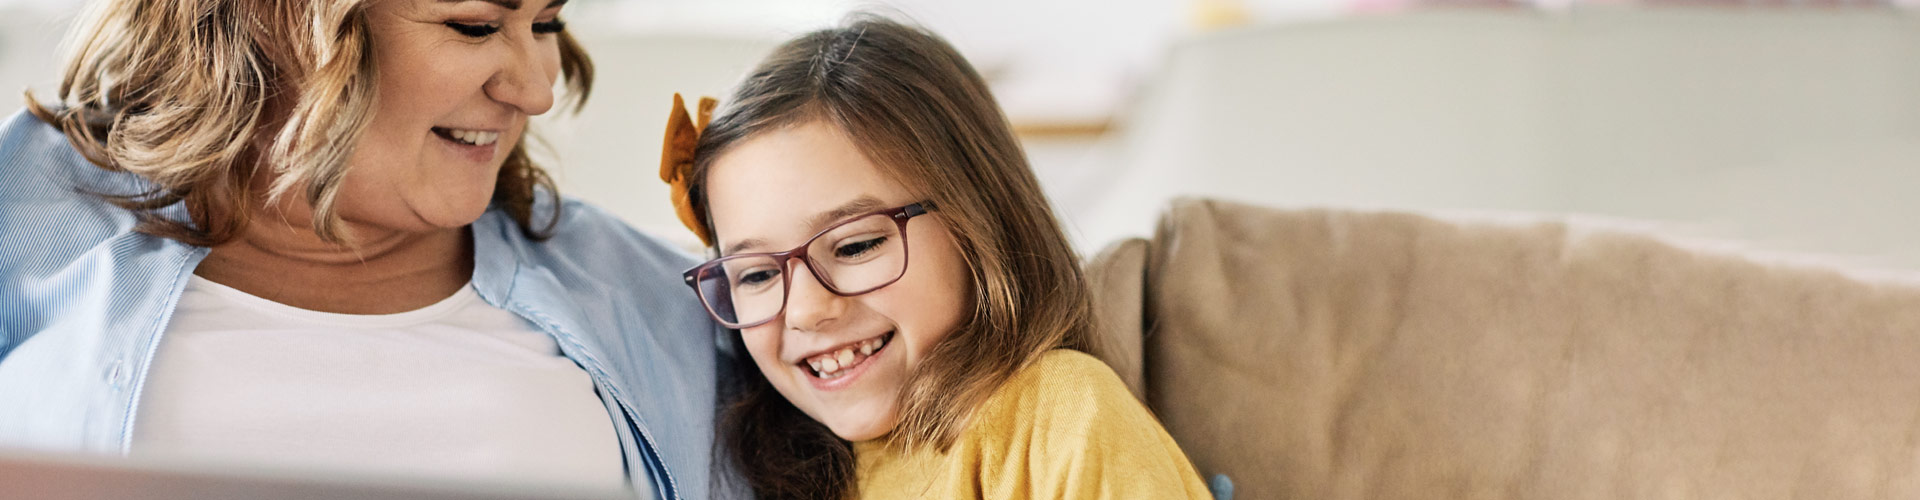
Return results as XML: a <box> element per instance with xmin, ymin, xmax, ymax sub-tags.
<box><xmin>659</xmin><ymin>15</ymin><xmax>1213</xmax><ymax>499</ymax></box>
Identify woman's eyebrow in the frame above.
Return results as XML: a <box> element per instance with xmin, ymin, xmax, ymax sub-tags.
<box><xmin>442</xmin><ymin>0</ymin><xmax>520</xmax><ymax>8</ymax></box>
<box><xmin>439</xmin><ymin>0</ymin><xmax>569</xmax><ymax>10</ymax></box>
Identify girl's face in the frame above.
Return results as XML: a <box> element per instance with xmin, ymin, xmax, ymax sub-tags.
<box><xmin>341</xmin><ymin>0</ymin><xmax>566</xmax><ymax>232</ymax></box>
<box><xmin>704</xmin><ymin>120</ymin><xmax>972</xmax><ymax>442</ymax></box>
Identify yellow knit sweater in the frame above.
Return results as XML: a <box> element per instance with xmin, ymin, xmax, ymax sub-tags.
<box><xmin>852</xmin><ymin>350</ymin><xmax>1212</xmax><ymax>499</ymax></box>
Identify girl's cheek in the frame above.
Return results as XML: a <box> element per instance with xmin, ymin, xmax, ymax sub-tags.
<box><xmin>743</xmin><ymin>326</ymin><xmax>784</xmax><ymax>372</ymax></box>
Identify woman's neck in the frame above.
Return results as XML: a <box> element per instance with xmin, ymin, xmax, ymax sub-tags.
<box><xmin>194</xmin><ymin>215</ymin><xmax>475</xmax><ymax>315</ymax></box>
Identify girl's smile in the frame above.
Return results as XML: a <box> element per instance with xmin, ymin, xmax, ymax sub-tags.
<box><xmin>796</xmin><ymin>331</ymin><xmax>895</xmax><ymax>390</ymax></box>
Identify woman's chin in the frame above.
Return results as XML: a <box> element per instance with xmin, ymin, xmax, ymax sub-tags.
<box><xmin>412</xmin><ymin>196</ymin><xmax>495</xmax><ymax>230</ymax></box>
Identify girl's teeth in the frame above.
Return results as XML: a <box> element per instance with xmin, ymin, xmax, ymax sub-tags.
<box><xmin>806</xmin><ymin>334</ymin><xmax>891</xmax><ymax>379</ymax></box>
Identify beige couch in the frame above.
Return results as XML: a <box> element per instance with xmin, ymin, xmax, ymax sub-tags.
<box><xmin>1088</xmin><ymin>197</ymin><xmax>1920</xmax><ymax>499</ymax></box>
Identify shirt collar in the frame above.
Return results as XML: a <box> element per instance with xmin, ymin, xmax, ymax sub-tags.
<box><xmin>468</xmin><ymin>209</ymin><xmax>522</xmax><ymax>307</ymax></box>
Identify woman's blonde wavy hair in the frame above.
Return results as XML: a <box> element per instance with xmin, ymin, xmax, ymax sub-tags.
<box><xmin>25</xmin><ymin>0</ymin><xmax>593</xmax><ymax>245</ymax></box>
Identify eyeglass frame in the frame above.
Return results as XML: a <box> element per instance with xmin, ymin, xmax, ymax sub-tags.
<box><xmin>681</xmin><ymin>202</ymin><xmax>934</xmax><ymax>329</ymax></box>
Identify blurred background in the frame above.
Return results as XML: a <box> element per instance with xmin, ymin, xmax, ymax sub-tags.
<box><xmin>3</xmin><ymin>0</ymin><xmax>1918</xmax><ymax>268</ymax></box>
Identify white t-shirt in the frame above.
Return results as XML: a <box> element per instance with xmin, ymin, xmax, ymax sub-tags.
<box><xmin>131</xmin><ymin>275</ymin><xmax>626</xmax><ymax>491</ymax></box>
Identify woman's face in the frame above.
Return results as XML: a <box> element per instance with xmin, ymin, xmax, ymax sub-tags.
<box><xmin>705</xmin><ymin>121</ymin><xmax>972</xmax><ymax>442</ymax></box>
<box><xmin>341</xmin><ymin>0</ymin><xmax>566</xmax><ymax>232</ymax></box>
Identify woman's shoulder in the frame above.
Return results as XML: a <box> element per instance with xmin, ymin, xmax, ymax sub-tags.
<box><xmin>0</xmin><ymin>109</ymin><xmax>141</xmax><ymax>207</ymax></box>
<box><xmin>0</xmin><ymin>109</ymin><xmax>159</xmax><ymax>256</ymax></box>
<box><xmin>0</xmin><ymin>108</ymin><xmax>65</xmax><ymax>158</ymax></box>
<box><xmin>474</xmin><ymin>194</ymin><xmax>714</xmax><ymax>328</ymax></box>
<box><xmin>482</xmin><ymin>194</ymin><xmax>704</xmax><ymax>274</ymax></box>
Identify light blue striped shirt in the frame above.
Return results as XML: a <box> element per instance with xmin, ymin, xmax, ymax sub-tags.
<box><xmin>0</xmin><ymin>110</ymin><xmax>733</xmax><ymax>500</ymax></box>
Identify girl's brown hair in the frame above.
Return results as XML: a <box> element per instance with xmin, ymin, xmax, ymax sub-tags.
<box><xmin>25</xmin><ymin>0</ymin><xmax>593</xmax><ymax>245</ymax></box>
<box><xmin>688</xmin><ymin>14</ymin><xmax>1098</xmax><ymax>500</ymax></box>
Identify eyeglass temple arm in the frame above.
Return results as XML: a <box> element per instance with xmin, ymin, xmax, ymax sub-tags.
<box><xmin>901</xmin><ymin>202</ymin><xmax>931</xmax><ymax>218</ymax></box>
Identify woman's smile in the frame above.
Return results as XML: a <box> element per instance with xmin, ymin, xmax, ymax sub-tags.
<box><xmin>430</xmin><ymin>126</ymin><xmax>502</xmax><ymax>164</ymax></box>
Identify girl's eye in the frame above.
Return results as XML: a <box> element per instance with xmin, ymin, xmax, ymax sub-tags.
<box><xmin>835</xmin><ymin>236</ymin><xmax>887</xmax><ymax>259</ymax></box>
<box><xmin>445</xmin><ymin>22</ymin><xmax>500</xmax><ymax>38</ymax></box>
<box><xmin>532</xmin><ymin>19</ymin><xmax>567</xmax><ymax>35</ymax></box>
<box><xmin>735</xmin><ymin>268</ymin><xmax>782</xmax><ymax>288</ymax></box>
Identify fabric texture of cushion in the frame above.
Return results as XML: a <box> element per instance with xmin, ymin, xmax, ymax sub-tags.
<box><xmin>1087</xmin><ymin>197</ymin><xmax>1920</xmax><ymax>499</ymax></box>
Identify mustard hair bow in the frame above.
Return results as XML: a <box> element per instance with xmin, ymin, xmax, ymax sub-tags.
<box><xmin>661</xmin><ymin>93</ymin><xmax>718</xmax><ymax>247</ymax></box>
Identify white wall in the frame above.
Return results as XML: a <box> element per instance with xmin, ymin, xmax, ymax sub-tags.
<box><xmin>559</xmin><ymin>0</ymin><xmax>1186</xmax><ymax>126</ymax></box>
<box><xmin>8</xmin><ymin>6</ymin><xmax>1920</xmax><ymax>270</ymax></box>
<box><xmin>0</xmin><ymin>5</ymin><xmax>76</xmax><ymax>104</ymax></box>
<box><xmin>1075</xmin><ymin>8</ymin><xmax>1920</xmax><ymax>269</ymax></box>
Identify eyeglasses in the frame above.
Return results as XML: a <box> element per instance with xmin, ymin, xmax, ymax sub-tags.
<box><xmin>682</xmin><ymin>202</ymin><xmax>932</xmax><ymax>329</ymax></box>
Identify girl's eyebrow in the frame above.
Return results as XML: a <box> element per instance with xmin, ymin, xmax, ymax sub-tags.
<box><xmin>721</xmin><ymin>196</ymin><xmax>887</xmax><ymax>256</ymax></box>
<box><xmin>802</xmin><ymin>196</ymin><xmax>886</xmax><ymax>232</ymax></box>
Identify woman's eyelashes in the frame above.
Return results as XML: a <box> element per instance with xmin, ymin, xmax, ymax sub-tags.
<box><xmin>533</xmin><ymin>19</ymin><xmax>566</xmax><ymax>34</ymax></box>
<box><xmin>444</xmin><ymin>22</ymin><xmax>499</xmax><ymax>37</ymax></box>
<box><xmin>442</xmin><ymin>19</ymin><xmax>566</xmax><ymax>39</ymax></box>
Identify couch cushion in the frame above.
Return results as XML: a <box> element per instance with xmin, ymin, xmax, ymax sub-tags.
<box><xmin>1088</xmin><ymin>238</ymin><xmax>1150</xmax><ymax>400</ymax></box>
<box><xmin>1135</xmin><ymin>197</ymin><xmax>1920</xmax><ymax>499</ymax></box>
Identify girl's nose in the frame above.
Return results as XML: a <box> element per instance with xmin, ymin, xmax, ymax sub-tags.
<box><xmin>781</xmin><ymin>261</ymin><xmax>847</xmax><ymax>333</ymax></box>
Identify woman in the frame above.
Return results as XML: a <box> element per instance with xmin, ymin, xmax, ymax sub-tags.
<box><xmin>0</xmin><ymin>1</ymin><xmax>729</xmax><ymax>497</ymax></box>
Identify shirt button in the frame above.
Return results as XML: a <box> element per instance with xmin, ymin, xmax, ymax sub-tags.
<box><xmin>103</xmin><ymin>359</ymin><xmax>124</xmax><ymax>390</ymax></box>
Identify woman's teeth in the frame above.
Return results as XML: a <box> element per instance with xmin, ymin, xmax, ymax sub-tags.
<box><xmin>435</xmin><ymin>127</ymin><xmax>499</xmax><ymax>146</ymax></box>
<box><xmin>806</xmin><ymin>335</ymin><xmax>889</xmax><ymax>379</ymax></box>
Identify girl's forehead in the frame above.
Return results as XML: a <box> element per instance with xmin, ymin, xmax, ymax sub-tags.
<box><xmin>709</xmin><ymin>124</ymin><xmax>883</xmax><ymax>203</ymax></box>
<box><xmin>705</xmin><ymin>122</ymin><xmax>913</xmax><ymax>248</ymax></box>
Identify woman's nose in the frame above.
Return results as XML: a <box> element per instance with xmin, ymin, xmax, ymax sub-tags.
<box><xmin>484</xmin><ymin>33</ymin><xmax>557</xmax><ymax>115</ymax></box>
<box><xmin>782</xmin><ymin>261</ymin><xmax>847</xmax><ymax>333</ymax></box>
